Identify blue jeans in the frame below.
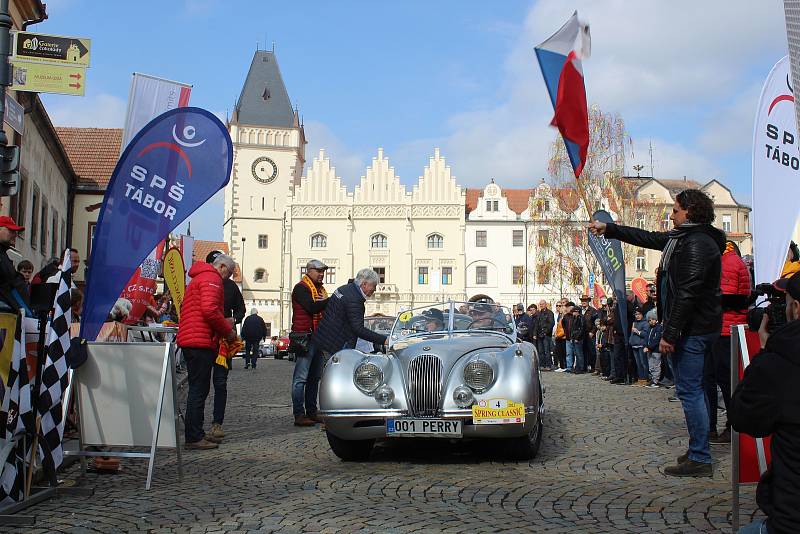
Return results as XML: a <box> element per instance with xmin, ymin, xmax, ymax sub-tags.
<box><xmin>536</xmin><ymin>336</ymin><xmax>553</xmax><ymax>368</ymax></box>
<box><xmin>738</xmin><ymin>518</ymin><xmax>769</xmax><ymax>533</ymax></box>
<box><xmin>633</xmin><ymin>346</ymin><xmax>648</xmax><ymax>380</ymax></box>
<box><xmin>566</xmin><ymin>340</ymin><xmax>584</xmax><ymax>371</ymax></box>
<box><xmin>673</xmin><ymin>333</ymin><xmax>717</xmax><ymax>464</ymax></box>
<box><xmin>291</xmin><ymin>343</ymin><xmax>323</xmax><ymax>417</ymax></box>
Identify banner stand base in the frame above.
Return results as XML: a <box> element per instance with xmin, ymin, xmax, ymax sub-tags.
<box><xmin>0</xmin><ymin>484</ymin><xmax>94</xmax><ymax>526</ymax></box>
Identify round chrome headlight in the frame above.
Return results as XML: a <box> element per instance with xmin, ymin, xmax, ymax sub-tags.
<box><xmin>354</xmin><ymin>362</ymin><xmax>383</xmax><ymax>393</ymax></box>
<box><xmin>374</xmin><ymin>385</ymin><xmax>394</xmax><ymax>407</ymax></box>
<box><xmin>464</xmin><ymin>360</ymin><xmax>494</xmax><ymax>391</ymax></box>
<box><xmin>453</xmin><ymin>385</ymin><xmax>474</xmax><ymax>408</ymax></box>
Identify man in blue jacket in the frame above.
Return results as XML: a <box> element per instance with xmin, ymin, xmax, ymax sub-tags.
<box><xmin>313</xmin><ymin>268</ymin><xmax>388</xmax><ymax>357</ymax></box>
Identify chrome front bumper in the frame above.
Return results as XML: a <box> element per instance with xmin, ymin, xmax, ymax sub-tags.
<box><xmin>320</xmin><ymin>406</ymin><xmax>541</xmax><ymax>440</ymax></box>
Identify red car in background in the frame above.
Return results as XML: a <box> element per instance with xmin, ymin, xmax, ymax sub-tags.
<box><xmin>274</xmin><ymin>335</ymin><xmax>290</xmax><ymax>359</ymax></box>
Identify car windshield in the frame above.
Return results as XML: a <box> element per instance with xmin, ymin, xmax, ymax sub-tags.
<box><xmin>364</xmin><ymin>316</ymin><xmax>395</xmax><ymax>333</ymax></box>
<box><xmin>389</xmin><ymin>301</ymin><xmax>515</xmax><ymax>342</ymax></box>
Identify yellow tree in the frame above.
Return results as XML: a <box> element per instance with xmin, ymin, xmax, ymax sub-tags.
<box><xmin>540</xmin><ymin>106</ymin><xmax>662</xmax><ymax>295</ymax></box>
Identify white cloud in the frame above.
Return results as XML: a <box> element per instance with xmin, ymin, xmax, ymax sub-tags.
<box><xmin>698</xmin><ymin>82</ymin><xmax>762</xmax><ymax>154</ymax></box>
<box><xmin>436</xmin><ymin>1</ymin><xmax>785</xmax><ymax>192</ymax></box>
<box><xmin>303</xmin><ymin>120</ymin><xmax>366</xmax><ymax>187</ymax></box>
<box><xmin>525</xmin><ymin>1</ymin><xmax>785</xmax><ymax>113</ymax></box>
<box><xmin>628</xmin><ymin>138</ymin><xmax>721</xmax><ymax>181</ymax></box>
<box><xmin>43</xmin><ymin>93</ymin><xmax>126</xmax><ymax>128</ymax></box>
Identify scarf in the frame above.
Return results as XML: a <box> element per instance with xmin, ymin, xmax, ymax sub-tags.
<box><xmin>658</xmin><ymin>223</ymin><xmax>701</xmax><ymax>273</ymax></box>
<box><xmin>724</xmin><ymin>241</ymin><xmax>735</xmax><ymax>255</ymax></box>
<box><xmin>302</xmin><ymin>274</ymin><xmax>328</xmax><ymax>329</ymax></box>
<box><xmin>216</xmin><ymin>336</ymin><xmax>244</xmax><ymax>369</ymax></box>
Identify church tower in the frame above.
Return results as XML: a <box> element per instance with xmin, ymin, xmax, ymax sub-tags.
<box><xmin>224</xmin><ymin>51</ymin><xmax>306</xmax><ymax>332</ymax></box>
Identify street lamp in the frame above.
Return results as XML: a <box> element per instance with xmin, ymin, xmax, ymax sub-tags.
<box><xmin>241</xmin><ymin>236</ymin><xmax>246</xmax><ymax>281</ymax></box>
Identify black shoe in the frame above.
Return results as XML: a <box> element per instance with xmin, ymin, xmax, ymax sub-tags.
<box><xmin>609</xmin><ymin>378</ymin><xmax>625</xmax><ymax>384</ymax></box>
<box><xmin>709</xmin><ymin>428</ymin><xmax>731</xmax><ymax>445</ymax></box>
<box><xmin>244</xmin><ymin>364</ymin><xmax>250</xmax><ymax>369</ymax></box>
<box><xmin>677</xmin><ymin>452</ymin><xmax>688</xmax><ymax>464</ymax></box>
<box><xmin>664</xmin><ymin>459</ymin><xmax>712</xmax><ymax>477</ymax></box>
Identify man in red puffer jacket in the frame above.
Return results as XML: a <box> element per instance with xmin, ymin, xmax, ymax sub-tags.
<box><xmin>177</xmin><ymin>254</ymin><xmax>236</xmax><ymax>450</ymax></box>
<box><xmin>706</xmin><ymin>240</ymin><xmax>751</xmax><ymax>445</ymax></box>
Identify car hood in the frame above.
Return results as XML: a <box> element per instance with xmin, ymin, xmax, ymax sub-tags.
<box><xmin>390</xmin><ymin>333</ymin><xmax>512</xmax><ymax>368</ymax></box>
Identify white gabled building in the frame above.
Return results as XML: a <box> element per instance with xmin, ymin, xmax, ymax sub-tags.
<box><xmin>285</xmin><ymin>148</ymin><xmax>466</xmax><ymax>323</ymax></box>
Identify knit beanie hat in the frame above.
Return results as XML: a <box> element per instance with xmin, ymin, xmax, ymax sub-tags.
<box><xmin>646</xmin><ymin>309</ymin><xmax>658</xmax><ymax>321</ymax></box>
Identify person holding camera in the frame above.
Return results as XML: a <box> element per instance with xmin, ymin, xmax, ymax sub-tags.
<box><xmin>589</xmin><ymin>189</ymin><xmax>726</xmax><ymax>477</ymax></box>
<box><xmin>290</xmin><ymin>259</ymin><xmax>329</xmax><ymax>427</ymax></box>
<box><xmin>730</xmin><ymin>271</ymin><xmax>800</xmax><ymax>534</ymax></box>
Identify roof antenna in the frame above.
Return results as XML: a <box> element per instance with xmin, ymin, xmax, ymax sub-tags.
<box><xmin>272</xmin><ymin>41</ymin><xmax>275</xmax><ymax>53</ymax></box>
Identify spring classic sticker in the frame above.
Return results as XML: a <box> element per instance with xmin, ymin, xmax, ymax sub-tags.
<box><xmin>472</xmin><ymin>398</ymin><xmax>525</xmax><ymax>425</ymax></box>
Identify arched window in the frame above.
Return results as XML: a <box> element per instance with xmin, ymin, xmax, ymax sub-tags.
<box><xmin>310</xmin><ymin>233</ymin><xmax>327</xmax><ymax>249</ymax></box>
<box><xmin>254</xmin><ymin>268</ymin><xmax>267</xmax><ymax>283</ymax></box>
<box><xmin>427</xmin><ymin>233</ymin><xmax>444</xmax><ymax>249</ymax></box>
<box><xmin>370</xmin><ymin>233</ymin><xmax>388</xmax><ymax>248</ymax></box>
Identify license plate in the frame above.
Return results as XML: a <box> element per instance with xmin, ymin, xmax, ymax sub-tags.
<box><xmin>386</xmin><ymin>418</ymin><xmax>462</xmax><ymax>437</ymax></box>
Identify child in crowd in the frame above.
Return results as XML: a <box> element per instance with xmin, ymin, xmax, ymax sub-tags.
<box><xmin>596</xmin><ymin>318</ymin><xmax>613</xmax><ymax>380</ymax></box>
<box><xmin>629</xmin><ymin>309</ymin><xmax>650</xmax><ymax>386</ymax></box>
<box><xmin>644</xmin><ymin>309</ymin><xmax>663</xmax><ymax>388</ymax></box>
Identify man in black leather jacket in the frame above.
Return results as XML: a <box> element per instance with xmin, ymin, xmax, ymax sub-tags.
<box><xmin>589</xmin><ymin>189</ymin><xmax>725</xmax><ymax>477</ymax></box>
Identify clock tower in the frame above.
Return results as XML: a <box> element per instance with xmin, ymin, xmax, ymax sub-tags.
<box><xmin>224</xmin><ymin>50</ymin><xmax>306</xmax><ymax>332</ymax></box>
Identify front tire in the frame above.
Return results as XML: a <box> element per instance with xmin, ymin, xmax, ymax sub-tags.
<box><xmin>326</xmin><ymin>430</ymin><xmax>374</xmax><ymax>461</ymax></box>
<box><xmin>504</xmin><ymin>414</ymin><xmax>543</xmax><ymax>461</ymax></box>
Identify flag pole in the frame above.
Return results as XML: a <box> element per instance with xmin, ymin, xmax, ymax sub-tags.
<box><xmin>23</xmin><ymin>417</ymin><xmax>40</xmax><ymax>498</ymax></box>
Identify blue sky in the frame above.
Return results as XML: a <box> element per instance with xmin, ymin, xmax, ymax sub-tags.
<box><xmin>39</xmin><ymin>1</ymin><xmax>787</xmax><ymax>241</ymax></box>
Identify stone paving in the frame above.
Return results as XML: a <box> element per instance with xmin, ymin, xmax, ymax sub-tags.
<box><xmin>9</xmin><ymin>358</ymin><xmax>762</xmax><ymax>533</ymax></box>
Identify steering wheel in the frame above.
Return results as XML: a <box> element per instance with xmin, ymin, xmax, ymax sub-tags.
<box><xmin>467</xmin><ymin>317</ymin><xmax>508</xmax><ymax>330</ymax></box>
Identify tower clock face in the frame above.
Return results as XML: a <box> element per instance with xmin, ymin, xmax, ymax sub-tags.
<box><xmin>251</xmin><ymin>156</ymin><xmax>278</xmax><ymax>184</ymax></box>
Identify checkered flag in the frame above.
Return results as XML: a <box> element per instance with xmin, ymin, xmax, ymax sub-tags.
<box><xmin>37</xmin><ymin>250</ymin><xmax>72</xmax><ymax>471</ymax></box>
<box><xmin>0</xmin><ymin>314</ymin><xmax>33</xmax><ymax>504</ymax></box>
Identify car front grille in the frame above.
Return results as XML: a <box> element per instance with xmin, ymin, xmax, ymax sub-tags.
<box><xmin>407</xmin><ymin>355</ymin><xmax>442</xmax><ymax>417</ymax></box>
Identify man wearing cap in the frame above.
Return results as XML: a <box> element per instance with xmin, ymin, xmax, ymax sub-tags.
<box><xmin>0</xmin><ymin>216</ymin><xmax>29</xmax><ymax>312</ymax></box>
<box><xmin>290</xmin><ymin>259</ymin><xmax>330</xmax><ymax>426</ymax></box>
<box><xmin>730</xmin><ymin>271</ymin><xmax>800</xmax><ymax>534</ymax></box>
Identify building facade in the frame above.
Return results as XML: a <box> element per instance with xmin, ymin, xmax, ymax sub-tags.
<box><xmin>57</xmin><ymin>127</ymin><xmax>122</xmax><ymax>285</ymax></box>
<box><xmin>625</xmin><ymin>177</ymin><xmax>752</xmax><ymax>285</ymax></box>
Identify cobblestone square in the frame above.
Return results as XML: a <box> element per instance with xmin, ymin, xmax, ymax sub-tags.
<box><xmin>10</xmin><ymin>359</ymin><xmax>760</xmax><ymax>533</ymax></box>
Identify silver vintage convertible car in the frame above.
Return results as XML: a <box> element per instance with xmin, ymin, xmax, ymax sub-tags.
<box><xmin>319</xmin><ymin>301</ymin><xmax>544</xmax><ymax>461</ymax></box>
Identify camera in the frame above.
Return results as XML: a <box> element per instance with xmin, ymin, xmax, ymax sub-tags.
<box><xmin>747</xmin><ymin>283</ymin><xmax>787</xmax><ymax>333</ymax></box>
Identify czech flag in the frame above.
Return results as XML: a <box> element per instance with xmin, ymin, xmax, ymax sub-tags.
<box><xmin>535</xmin><ymin>12</ymin><xmax>591</xmax><ymax>178</ymax></box>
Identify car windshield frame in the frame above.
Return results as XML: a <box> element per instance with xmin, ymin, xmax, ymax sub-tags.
<box><xmin>388</xmin><ymin>301</ymin><xmax>516</xmax><ymax>346</ymax></box>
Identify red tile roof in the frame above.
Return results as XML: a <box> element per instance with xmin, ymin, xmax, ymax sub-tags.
<box><xmin>465</xmin><ymin>188</ymin><xmax>534</xmax><ymax>215</ymax></box>
<box><xmin>190</xmin><ymin>240</ymin><xmax>241</xmax><ymax>283</ymax></box>
<box><xmin>55</xmin><ymin>127</ymin><xmax>122</xmax><ymax>189</ymax></box>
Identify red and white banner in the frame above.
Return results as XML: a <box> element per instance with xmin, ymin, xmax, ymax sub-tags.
<box><xmin>120</xmin><ymin>240</ymin><xmax>166</xmax><ymax>325</ymax></box>
<box><xmin>752</xmin><ymin>56</ymin><xmax>800</xmax><ymax>284</ymax></box>
<box><xmin>121</xmin><ymin>72</ymin><xmax>192</xmax><ymax>150</ymax></box>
